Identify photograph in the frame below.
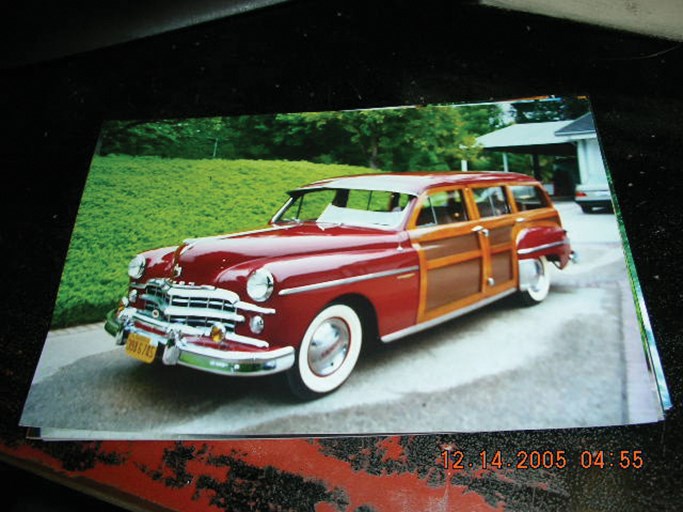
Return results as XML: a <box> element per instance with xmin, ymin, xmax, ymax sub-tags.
<box><xmin>4</xmin><ymin>1</ymin><xmax>683</xmax><ymax>509</ymax></box>
<box><xmin>19</xmin><ymin>96</ymin><xmax>669</xmax><ymax>439</ymax></box>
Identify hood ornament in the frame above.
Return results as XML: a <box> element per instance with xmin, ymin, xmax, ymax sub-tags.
<box><xmin>173</xmin><ymin>264</ymin><xmax>183</xmax><ymax>278</ymax></box>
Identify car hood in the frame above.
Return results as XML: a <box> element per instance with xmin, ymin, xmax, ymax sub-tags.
<box><xmin>172</xmin><ymin>223</ymin><xmax>403</xmax><ymax>282</ymax></box>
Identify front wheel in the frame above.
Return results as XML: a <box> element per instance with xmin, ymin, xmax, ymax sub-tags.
<box><xmin>518</xmin><ymin>256</ymin><xmax>550</xmax><ymax>306</ymax></box>
<box><xmin>286</xmin><ymin>304</ymin><xmax>363</xmax><ymax>400</ymax></box>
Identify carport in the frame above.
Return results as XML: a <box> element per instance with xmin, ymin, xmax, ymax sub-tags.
<box><xmin>475</xmin><ymin>113</ymin><xmax>605</xmax><ymax>196</ymax></box>
<box><xmin>476</xmin><ymin>120</ymin><xmax>574</xmax><ymax>186</ymax></box>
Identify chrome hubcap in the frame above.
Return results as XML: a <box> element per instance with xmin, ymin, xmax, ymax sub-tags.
<box><xmin>308</xmin><ymin>318</ymin><xmax>350</xmax><ymax>376</ymax></box>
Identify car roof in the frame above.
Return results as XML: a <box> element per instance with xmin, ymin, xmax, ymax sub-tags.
<box><xmin>294</xmin><ymin>171</ymin><xmax>538</xmax><ymax>196</ymax></box>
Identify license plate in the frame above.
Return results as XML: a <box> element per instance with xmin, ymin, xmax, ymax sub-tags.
<box><xmin>125</xmin><ymin>332</ymin><xmax>157</xmax><ymax>364</ymax></box>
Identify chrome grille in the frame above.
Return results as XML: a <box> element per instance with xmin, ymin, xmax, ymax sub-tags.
<box><xmin>169</xmin><ymin>296</ymin><xmax>235</xmax><ymax>311</ymax></box>
<box><xmin>167</xmin><ymin>315</ymin><xmax>232</xmax><ymax>329</ymax></box>
<box><xmin>140</xmin><ymin>280</ymin><xmax>241</xmax><ymax>331</ymax></box>
<box><xmin>145</xmin><ymin>283</ymin><xmax>166</xmax><ymax>302</ymax></box>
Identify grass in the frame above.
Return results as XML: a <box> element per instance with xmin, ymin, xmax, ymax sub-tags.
<box><xmin>51</xmin><ymin>155</ymin><xmax>378</xmax><ymax>328</ymax></box>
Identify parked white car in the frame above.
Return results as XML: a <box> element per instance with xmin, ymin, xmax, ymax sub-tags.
<box><xmin>575</xmin><ymin>183</ymin><xmax>613</xmax><ymax>213</ymax></box>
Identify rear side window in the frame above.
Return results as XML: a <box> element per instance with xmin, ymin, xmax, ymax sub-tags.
<box><xmin>472</xmin><ymin>186</ymin><xmax>510</xmax><ymax>218</ymax></box>
<box><xmin>415</xmin><ymin>189</ymin><xmax>468</xmax><ymax>227</ymax></box>
<box><xmin>510</xmin><ymin>185</ymin><xmax>548</xmax><ymax>211</ymax></box>
<box><xmin>344</xmin><ymin>190</ymin><xmax>411</xmax><ymax>212</ymax></box>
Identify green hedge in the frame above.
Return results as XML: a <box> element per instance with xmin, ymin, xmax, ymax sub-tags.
<box><xmin>51</xmin><ymin>155</ymin><xmax>378</xmax><ymax>328</ymax></box>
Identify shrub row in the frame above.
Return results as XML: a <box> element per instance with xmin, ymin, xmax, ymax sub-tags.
<box><xmin>51</xmin><ymin>156</ymin><xmax>377</xmax><ymax>328</ymax></box>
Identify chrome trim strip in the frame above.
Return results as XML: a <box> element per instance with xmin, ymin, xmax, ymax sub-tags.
<box><xmin>381</xmin><ymin>289</ymin><xmax>517</xmax><ymax>343</ymax></box>
<box><xmin>163</xmin><ymin>306</ymin><xmax>245</xmax><ymax>323</ymax></box>
<box><xmin>270</xmin><ymin>196</ymin><xmax>295</xmax><ymax>224</ymax></box>
<box><xmin>235</xmin><ymin>301</ymin><xmax>276</xmax><ymax>315</ymax></box>
<box><xmin>219</xmin><ymin>226</ymin><xmax>291</xmax><ymax>238</ymax></box>
<box><xmin>180</xmin><ymin>344</ymin><xmax>293</xmax><ymax>362</ymax></box>
<box><xmin>177</xmin><ymin>346</ymin><xmax>295</xmax><ymax>377</ymax></box>
<box><xmin>223</xmin><ymin>332</ymin><xmax>271</xmax><ymax>348</ymax></box>
<box><xmin>517</xmin><ymin>241</ymin><xmax>567</xmax><ymax>255</ymax></box>
<box><xmin>278</xmin><ymin>266</ymin><xmax>420</xmax><ymax>296</ymax></box>
<box><xmin>127</xmin><ymin>310</ymin><xmax>269</xmax><ymax>348</ymax></box>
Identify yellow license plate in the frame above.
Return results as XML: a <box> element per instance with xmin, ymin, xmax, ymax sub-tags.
<box><xmin>125</xmin><ymin>332</ymin><xmax>158</xmax><ymax>364</ymax></box>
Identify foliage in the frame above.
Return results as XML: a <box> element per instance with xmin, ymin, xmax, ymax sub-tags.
<box><xmin>510</xmin><ymin>97</ymin><xmax>590</xmax><ymax>124</ymax></box>
<box><xmin>98</xmin><ymin>103</ymin><xmax>511</xmax><ymax>171</ymax></box>
<box><xmin>51</xmin><ymin>156</ymin><xmax>377</xmax><ymax>328</ymax></box>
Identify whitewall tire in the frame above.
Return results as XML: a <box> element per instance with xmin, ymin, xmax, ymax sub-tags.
<box><xmin>287</xmin><ymin>304</ymin><xmax>362</xmax><ymax>400</ymax></box>
<box><xmin>518</xmin><ymin>256</ymin><xmax>551</xmax><ymax>306</ymax></box>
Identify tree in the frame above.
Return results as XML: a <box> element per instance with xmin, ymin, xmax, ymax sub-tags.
<box><xmin>293</xmin><ymin>105</ymin><xmax>486</xmax><ymax>171</ymax></box>
<box><xmin>99</xmin><ymin>120</ymin><xmax>187</xmax><ymax>156</ymax></box>
<box><xmin>510</xmin><ymin>96</ymin><xmax>590</xmax><ymax>124</ymax></box>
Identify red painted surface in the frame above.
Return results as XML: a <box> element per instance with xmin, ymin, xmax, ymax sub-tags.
<box><xmin>516</xmin><ymin>226</ymin><xmax>572</xmax><ymax>268</ymax></box>
<box><xmin>0</xmin><ymin>438</ymin><xmax>513</xmax><ymax>511</ymax></box>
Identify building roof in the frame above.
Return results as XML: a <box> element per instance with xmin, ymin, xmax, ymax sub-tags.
<box><xmin>554</xmin><ymin>112</ymin><xmax>595</xmax><ymax>137</ymax></box>
<box><xmin>476</xmin><ymin>120</ymin><xmax>576</xmax><ymax>155</ymax></box>
<box><xmin>295</xmin><ymin>172</ymin><xmax>537</xmax><ymax>196</ymax></box>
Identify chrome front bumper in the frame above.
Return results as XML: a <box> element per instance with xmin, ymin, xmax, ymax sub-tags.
<box><xmin>106</xmin><ymin>308</ymin><xmax>295</xmax><ymax>377</ymax></box>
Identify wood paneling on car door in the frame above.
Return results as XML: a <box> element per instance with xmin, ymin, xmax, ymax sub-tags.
<box><xmin>408</xmin><ymin>188</ymin><xmax>487</xmax><ymax>323</ymax></box>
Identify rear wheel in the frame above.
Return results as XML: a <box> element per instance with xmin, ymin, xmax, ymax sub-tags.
<box><xmin>286</xmin><ymin>304</ymin><xmax>363</xmax><ymax>400</ymax></box>
<box><xmin>518</xmin><ymin>256</ymin><xmax>550</xmax><ymax>306</ymax></box>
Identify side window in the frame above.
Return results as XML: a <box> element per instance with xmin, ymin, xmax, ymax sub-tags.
<box><xmin>415</xmin><ymin>189</ymin><xmax>468</xmax><ymax>227</ymax></box>
<box><xmin>510</xmin><ymin>185</ymin><xmax>548</xmax><ymax>211</ymax></box>
<box><xmin>472</xmin><ymin>186</ymin><xmax>510</xmax><ymax>218</ymax></box>
<box><xmin>345</xmin><ymin>190</ymin><xmax>411</xmax><ymax>212</ymax></box>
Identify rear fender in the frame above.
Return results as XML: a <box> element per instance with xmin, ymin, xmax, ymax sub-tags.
<box><xmin>516</xmin><ymin>226</ymin><xmax>572</xmax><ymax>268</ymax></box>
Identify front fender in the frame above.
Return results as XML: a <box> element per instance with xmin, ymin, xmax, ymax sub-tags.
<box><xmin>131</xmin><ymin>246</ymin><xmax>177</xmax><ymax>285</ymax></box>
<box><xmin>218</xmin><ymin>248</ymin><xmax>420</xmax><ymax>348</ymax></box>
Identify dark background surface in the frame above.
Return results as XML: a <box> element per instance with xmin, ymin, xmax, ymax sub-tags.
<box><xmin>1</xmin><ymin>1</ymin><xmax>682</xmax><ymax>510</ymax></box>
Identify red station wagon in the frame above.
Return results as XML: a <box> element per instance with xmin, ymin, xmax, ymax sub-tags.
<box><xmin>106</xmin><ymin>172</ymin><xmax>573</xmax><ymax>399</ymax></box>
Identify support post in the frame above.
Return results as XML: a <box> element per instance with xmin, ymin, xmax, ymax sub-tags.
<box><xmin>532</xmin><ymin>153</ymin><xmax>542</xmax><ymax>181</ymax></box>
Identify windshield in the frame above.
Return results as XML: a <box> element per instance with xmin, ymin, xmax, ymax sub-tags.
<box><xmin>272</xmin><ymin>188</ymin><xmax>415</xmax><ymax>229</ymax></box>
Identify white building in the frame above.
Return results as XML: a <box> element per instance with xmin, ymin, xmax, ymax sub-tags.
<box><xmin>554</xmin><ymin>113</ymin><xmax>608</xmax><ymax>186</ymax></box>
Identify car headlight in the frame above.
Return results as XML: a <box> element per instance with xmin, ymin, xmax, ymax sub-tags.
<box><xmin>128</xmin><ymin>255</ymin><xmax>146</xmax><ymax>279</ymax></box>
<box><xmin>246</xmin><ymin>268</ymin><xmax>274</xmax><ymax>302</ymax></box>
